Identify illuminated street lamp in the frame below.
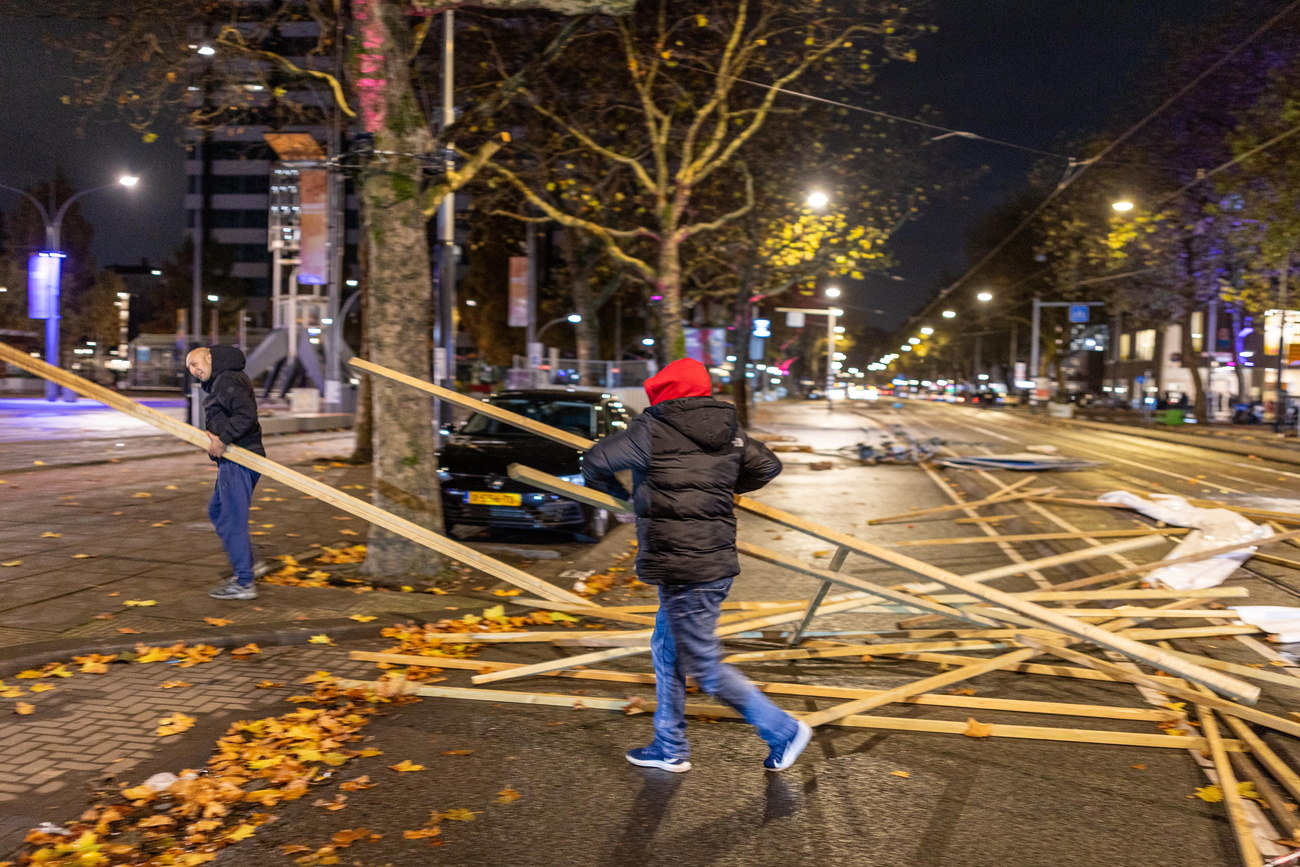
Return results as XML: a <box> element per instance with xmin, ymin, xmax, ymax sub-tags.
<box><xmin>1111</xmin><ymin>199</ymin><xmax>1135</xmax><ymax>212</ymax></box>
<box><xmin>942</xmin><ymin>310</ymin><xmax>957</xmax><ymax>318</ymax></box>
<box><xmin>976</xmin><ymin>291</ymin><xmax>994</xmax><ymax>302</ymax></box>
<box><xmin>806</xmin><ymin>191</ymin><xmax>829</xmax><ymax>210</ymax></box>
<box><xmin>920</xmin><ymin>327</ymin><xmax>934</xmax><ymax>335</ymax></box>
<box><xmin>824</xmin><ymin>286</ymin><xmax>841</xmax><ymax>299</ymax></box>
<box><xmin>1</xmin><ymin>173</ymin><xmax>141</xmax><ymax>400</ymax></box>
<box><xmin>908</xmin><ymin>337</ymin><xmax>921</xmax><ymax>345</ymax></box>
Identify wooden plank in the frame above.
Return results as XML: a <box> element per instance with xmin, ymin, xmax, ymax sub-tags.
<box><xmin>332</xmin><ymin>678</ymin><xmax>1239</xmax><ymax>751</ymax></box>
<box><xmin>0</xmin><ymin>342</ymin><xmax>590</xmax><ymax>607</ymax></box>
<box><xmin>1033</xmin><ymin>608</ymin><xmax>1246</xmax><ymax>619</ymax></box>
<box><xmin>1229</xmin><ymin>751</ymin><xmax>1300</xmax><ymax>841</ymax></box>
<box><xmin>734</xmin><ymin>496</ymin><xmax>1260</xmax><ymax>704</ymax></box>
<box><xmin>723</xmin><ymin>639</ymin><xmax>1010</xmax><ymax>663</ymax></box>
<box><xmin>1020</xmin><ymin>637</ymin><xmax>1300</xmax><ymax>739</ymax></box>
<box><xmin>800</xmin><ymin>649</ymin><xmax>1039</xmax><ymax>728</ymax></box>
<box><xmin>1255</xmin><ymin>552</ymin><xmax>1300</xmax><ymax>572</ymax></box>
<box><xmin>889</xmin><ymin>528</ymin><xmax>1189</xmax><ymax>547</ymax></box>
<box><xmin>1030</xmin><ymin>495</ymin><xmax>1300</xmax><ymax>526</ymax></box>
<box><xmin>348</xmin><ymin>651</ymin><xmax>1176</xmax><ymax>722</ymax></box>
<box><xmin>1223</xmin><ymin>715</ymin><xmax>1300</xmax><ymax>807</ymax></box>
<box><xmin>884</xmin><ymin>651</ymin><xmax>1189</xmax><ymax>687</ymax></box>
<box><xmin>1050</xmin><ymin>527</ymin><xmax>1300</xmax><ymax>591</ymax></box>
<box><xmin>935</xmin><ymin>587</ymin><xmax>1250</xmax><ymax>603</ymax></box>
<box><xmin>1157</xmin><ymin>651</ymin><xmax>1300</xmax><ymax>693</ymax></box>
<box><xmin>1198</xmin><ymin>705</ymin><xmax>1263</xmax><ymax>867</ymax></box>
<box><xmin>350</xmin><ymin>357</ymin><xmax>595</xmax><ymax>451</ymax></box>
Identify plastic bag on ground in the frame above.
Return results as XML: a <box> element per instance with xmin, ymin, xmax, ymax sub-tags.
<box><xmin>1097</xmin><ymin>491</ymin><xmax>1271</xmax><ymax>590</ymax></box>
<box><xmin>1230</xmin><ymin>606</ymin><xmax>1300</xmax><ymax>644</ymax></box>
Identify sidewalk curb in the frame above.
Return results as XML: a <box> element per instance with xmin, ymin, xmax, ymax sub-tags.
<box><xmin>989</xmin><ymin>411</ymin><xmax>1300</xmax><ymax>468</ymax></box>
<box><xmin>0</xmin><ymin>612</ymin><xmax>441</xmax><ymax>678</ymax></box>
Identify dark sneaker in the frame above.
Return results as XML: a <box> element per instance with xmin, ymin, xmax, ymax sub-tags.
<box><xmin>209</xmin><ymin>579</ymin><xmax>258</xmax><ymax>601</ymax></box>
<box><xmin>764</xmin><ymin>720</ymin><xmax>812</xmax><ymax>772</ymax></box>
<box><xmin>625</xmin><ymin>744</ymin><xmax>692</xmax><ymax>773</ymax></box>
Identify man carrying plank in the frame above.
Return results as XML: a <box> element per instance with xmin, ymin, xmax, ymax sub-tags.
<box><xmin>186</xmin><ymin>346</ymin><xmax>265</xmax><ymax>601</ymax></box>
<box><xmin>583</xmin><ymin>358</ymin><xmax>812</xmax><ymax>773</ymax></box>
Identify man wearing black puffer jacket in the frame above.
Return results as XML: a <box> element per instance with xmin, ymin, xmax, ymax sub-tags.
<box><xmin>186</xmin><ymin>346</ymin><xmax>265</xmax><ymax>601</ymax></box>
<box><xmin>583</xmin><ymin>357</ymin><xmax>812</xmax><ymax>773</ymax></box>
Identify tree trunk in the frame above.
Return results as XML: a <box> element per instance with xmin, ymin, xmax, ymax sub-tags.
<box><xmin>350</xmin><ymin>264</ymin><xmax>374</xmax><ymax>464</ymax></box>
<box><xmin>1180</xmin><ymin>309</ymin><xmax>1205</xmax><ymax>419</ymax></box>
<box><xmin>658</xmin><ymin>237</ymin><xmax>685</xmax><ymax>359</ymax></box>
<box><xmin>353</xmin><ymin>0</ymin><xmax>443</xmax><ymax>578</ymax></box>
<box><xmin>733</xmin><ymin>291</ymin><xmax>753</xmax><ymax>429</ymax></box>
<box><xmin>558</xmin><ymin>228</ymin><xmax>601</xmax><ymax>385</ymax></box>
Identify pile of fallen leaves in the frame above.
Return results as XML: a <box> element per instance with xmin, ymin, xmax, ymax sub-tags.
<box><xmin>571</xmin><ymin>545</ymin><xmax>643</xmax><ymax>597</ymax></box>
<box><xmin>261</xmin><ymin>550</ymin><xmax>450</xmax><ymax>596</ymax></box>
<box><xmin>17</xmin><ymin>692</ymin><xmax>382</xmax><ymax>866</ymax></box>
<box><xmin>377</xmin><ymin>604</ymin><xmax>583</xmax><ymax>663</ymax></box>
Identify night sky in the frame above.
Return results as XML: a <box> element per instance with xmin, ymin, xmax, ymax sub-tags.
<box><xmin>0</xmin><ymin>1</ymin><xmax>1245</xmax><ymax>323</ymax></box>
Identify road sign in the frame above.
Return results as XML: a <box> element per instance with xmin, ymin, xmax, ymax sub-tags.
<box><xmin>784</xmin><ymin>311</ymin><xmax>805</xmax><ymax>328</ymax></box>
<box><xmin>1068</xmin><ymin>304</ymin><xmax>1090</xmax><ymax>324</ymax></box>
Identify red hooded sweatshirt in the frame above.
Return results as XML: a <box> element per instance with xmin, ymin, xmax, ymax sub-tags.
<box><xmin>644</xmin><ymin>358</ymin><xmax>713</xmax><ymax>406</ymax></box>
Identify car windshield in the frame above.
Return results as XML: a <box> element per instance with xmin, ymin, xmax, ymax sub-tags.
<box><xmin>461</xmin><ymin>398</ymin><xmax>597</xmax><ymax>438</ymax></box>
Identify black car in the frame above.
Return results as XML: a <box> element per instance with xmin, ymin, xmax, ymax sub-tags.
<box><xmin>438</xmin><ymin>389</ymin><xmax>632</xmax><ymax>541</ymax></box>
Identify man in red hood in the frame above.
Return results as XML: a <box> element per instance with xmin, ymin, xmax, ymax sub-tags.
<box><xmin>583</xmin><ymin>358</ymin><xmax>812</xmax><ymax>773</ymax></box>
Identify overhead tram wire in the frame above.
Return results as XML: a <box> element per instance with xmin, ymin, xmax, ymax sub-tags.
<box><xmin>678</xmin><ymin>64</ymin><xmax>1075</xmax><ymax>161</ymax></box>
<box><xmin>899</xmin><ymin>0</ymin><xmax>1300</xmax><ymax>329</ymax></box>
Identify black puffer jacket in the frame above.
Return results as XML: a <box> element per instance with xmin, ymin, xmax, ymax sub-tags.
<box><xmin>201</xmin><ymin>345</ymin><xmax>265</xmax><ymax>459</ymax></box>
<box><xmin>582</xmin><ymin>397</ymin><xmax>781</xmax><ymax>585</ymax></box>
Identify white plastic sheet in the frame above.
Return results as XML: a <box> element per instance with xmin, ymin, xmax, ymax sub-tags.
<box><xmin>1230</xmin><ymin>606</ymin><xmax>1300</xmax><ymax>644</ymax></box>
<box><xmin>1097</xmin><ymin>491</ymin><xmax>1272</xmax><ymax>590</ymax></box>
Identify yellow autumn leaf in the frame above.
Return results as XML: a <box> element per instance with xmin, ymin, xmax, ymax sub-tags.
<box><xmin>160</xmin><ymin>680</ymin><xmax>192</xmax><ymax>689</ymax></box>
<box><xmin>309</xmin><ymin>634</ymin><xmax>334</xmax><ymax>645</ymax></box>
<box><xmin>225</xmin><ymin>823</ymin><xmax>257</xmax><ymax>841</ymax></box>
<box><xmin>492</xmin><ymin>589</ymin><xmax>522</xmax><ymax>597</ymax></box>
<box><xmin>495</xmin><ymin>787</ymin><xmax>522</xmax><ymax>804</ymax></box>
<box><xmin>890</xmin><ymin>770</ymin><xmax>910</xmax><ymax>778</ymax></box>
<box><xmin>70</xmin><ymin>554</ymin><xmax>95</xmax><ymax>559</ymax></box>
<box><xmin>40</xmin><ymin>531</ymin><xmax>61</xmax><ymax>538</ymax></box>
<box><xmin>156</xmin><ymin>712</ymin><xmax>196</xmax><ymax>736</ymax></box>
<box><xmin>15</xmin><ymin>702</ymin><xmax>34</xmax><ymax>715</ymax></box>
<box><xmin>437</xmin><ymin>808</ymin><xmax>478</xmax><ymax>821</ymax></box>
<box><xmin>1193</xmin><ymin>785</ymin><xmax>1224</xmax><ymax>803</ymax></box>
<box><xmin>482</xmin><ymin>604</ymin><xmax>507</xmax><ymax>622</ymax></box>
<box><xmin>132</xmin><ymin>492</ymin><xmax>152</xmax><ymax>498</ymax></box>
<box><xmin>300</xmin><ymin>671</ymin><xmax>336</xmax><ymax>684</ymax></box>
<box><xmin>203</xmin><ymin>617</ymin><xmax>232</xmax><ymax>627</ymax></box>
<box><xmin>962</xmin><ymin>717</ymin><xmax>994</xmax><ymax>738</ymax></box>
<box><xmin>135</xmin><ymin>647</ymin><xmax>174</xmax><ymax>663</ymax></box>
<box><xmin>29</xmin><ymin>683</ymin><xmax>56</xmax><ymax>693</ymax></box>
<box><xmin>388</xmin><ymin>760</ymin><xmax>426</xmax><ymax>773</ymax></box>
<box><xmin>1</xmin><ymin>561</ymin><xmax>23</xmax><ymax>567</ymax></box>
<box><xmin>123</xmin><ymin>599</ymin><xmax>157</xmax><ymax>607</ymax></box>
<box><xmin>348</xmin><ymin>615</ymin><xmax>377</xmax><ymax>623</ymax></box>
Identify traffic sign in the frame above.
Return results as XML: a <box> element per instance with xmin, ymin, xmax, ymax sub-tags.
<box><xmin>1068</xmin><ymin>304</ymin><xmax>1090</xmax><ymax>324</ymax></box>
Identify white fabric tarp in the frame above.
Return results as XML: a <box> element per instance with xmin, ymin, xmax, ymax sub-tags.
<box><xmin>1097</xmin><ymin>491</ymin><xmax>1272</xmax><ymax>590</ymax></box>
<box><xmin>1231</xmin><ymin>606</ymin><xmax>1300</xmax><ymax>644</ymax></box>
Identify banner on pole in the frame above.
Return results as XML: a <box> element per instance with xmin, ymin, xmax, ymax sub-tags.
<box><xmin>508</xmin><ymin>257</ymin><xmax>529</xmax><ymax>327</ymax></box>
<box><xmin>297</xmin><ymin>170</ymin><xmax>329</xmax><ymax>285</ymax></box>
<box><xmin>684</xmin><ymin>327</ymin><xmax>727</xmax><ymax>366</ymax></box>
<box><xmin>27</xmin><ymin>252</ymin><xmax>63</xmax><ymax>320</ymax></box>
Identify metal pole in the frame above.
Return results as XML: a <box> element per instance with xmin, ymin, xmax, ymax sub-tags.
<box><xmin>525</xmin><ymin>220</ymin><xmax>537</xmax><ymax>370</ymax></box>
<box><xmin>323</xmin><ymin>0</ymin><xmax>346</xmax><ymax>412</ymax></box>
<box><xmin>1206</xmin><ymin>298</ymin><xmax>1218</xmax><ymax>421</ymax></box>
<box><xmin>1276</xmin><ymin>261</ymin><xmax>1290</xmax><ymax>433</ymax></box>
<box><xmin>44</xmin><ymin>196</ymin><xmax>62</xmax><ymax>401</ymax></box>
<box><xmin>1029</xmin><ymin>295</ymin><xmax>1041</xmax><ymax>405</ymax></box>
<box><xmin>437</xmin><ymin>8</ymin><xmax>456</xmax><ymax>392</ymax></box>
<box><xmin>826</xmin><ymin>311</ymin><xmax>837</xmax><ymax>408</ymax></box>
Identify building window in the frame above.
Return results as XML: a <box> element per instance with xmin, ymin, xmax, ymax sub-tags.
<box><xmin>1119</xmin><ymin>333</ymin><xmax>1131</xmax><ymax>361</ymax></box>
<box><xmin>1134</xmin><ymin>329</ymin><xmax>1156</xmax><ymax>361</ymax></box>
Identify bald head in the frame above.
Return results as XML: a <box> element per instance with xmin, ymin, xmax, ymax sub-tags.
<box><xmin>186</xmin><ymin>347</ymin><xmax>213</xmax><ymax>382</ymax></box>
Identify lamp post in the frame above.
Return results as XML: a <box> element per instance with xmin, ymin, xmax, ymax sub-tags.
<box><xmin>537</xmin><ymin>313</ymin><xmax>583</xmax><ymax>342</ymax></box>
<box><xmin>0</xmin><ymin>174</ymin><xmax>140</xmax><ymax>400</ymax></box>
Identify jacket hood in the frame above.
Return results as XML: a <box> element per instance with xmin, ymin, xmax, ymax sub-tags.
<box><xmin>649</xmin><ymin>396</ymin><xmax>737</xmax><ymax>451</ymax></box>
<box><xmin>645</xmin><ymin>358</ymin><xmax>712</xmax><ymax>406</ymax></box>
<box><xmin>202</xmin><ymin>345</ymin><xmax>247</xmax><ymax>390</ymax></box>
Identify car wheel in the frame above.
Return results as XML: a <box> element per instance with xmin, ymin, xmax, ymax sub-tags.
<box><xmin>574</xmin><ymin>506</ymin><xmax>610</xmax><ymax>543</ymax></box>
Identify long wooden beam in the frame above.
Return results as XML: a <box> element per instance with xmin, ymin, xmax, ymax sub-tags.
<box><xmin>332</xmin><ymin>678</ymin><xmax>1240</xmax><ymax>751</ymax></box>
<box><xmin>0</xmin><ymin>342</ymin><xmax>589</xmax><ymax>607</ymax></box>
<box><xmin>1198</xmin><ymin>702</ymin><xmax>1264</xmax><ymax>867</ymax></box>
<box><xmin>888</xmin><ymin>528</ymin><xmax>1190</xmax><ymax>547</ymax></box>
<box><xmin>355</xmin><ymin>358</ymin><xmax>1256</xmax><ymax>703</ymax></box>
<box><xmin>866</xmin><ymin>488</ymin><xmax>1039</xmax><ymax>525</ymax></box>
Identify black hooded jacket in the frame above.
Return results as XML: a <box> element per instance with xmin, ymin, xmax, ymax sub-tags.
<box><xmin>201</xmin><ymin>345</ymin><xmax>265</xmax><ymax>458</ymax></box>
<box><xmin>582</xmin><ymin>397</ymin><xmax>781</xmax><ymax>585</ymax></box>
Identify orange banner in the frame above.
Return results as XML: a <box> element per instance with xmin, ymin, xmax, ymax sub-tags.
<box><xmin>298</xmin><ymin>170</ymin><xmax>328</xmax><ymax>286</ymax></box>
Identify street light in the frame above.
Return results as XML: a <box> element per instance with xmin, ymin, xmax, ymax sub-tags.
<box><xmin>1111</xmin><ymin>199</ymin><xmax>1134</xmax><ymax>212</ymax></box>
<box><xmin>641</xmin><ymin>337</ymin><xmax>655</xmax><ymax>346</ymax></box>
<box><xmin>942</xmin><ymin>310</ymin><xmax>956</xmax><ymax>318</ymax></box>
<box><xmin>566</xmin><ymin>313</ymin><xmax>582</xmax><ymax>324</ymax></box>
<box><xmin>908</xmin><ymin>337</ymin><xmax>920</xmax><ymax>345</ymax></box>
<box><xmin>920</xmin><ymin>327</ymin><xmax>934</xmax><ymax>335</ymax></box>
<box><xmin>806</xmin><ymin>191</ymin><xmax>829</xmax><ymax>210</ymax></box>
<box><xmin>824</xmin><ymin>286</ymin><xmax>841</xmax><ymax>299</ymax></box>
<box><xmin>536</xmin><ymin>314</ymin><xmax>582</xmax><ymax>342</ymax></box>
<box><xmin>976</xmin><ymin>291</ymin><xmax>993</xmax><ymax>302</ymax></box>
<box><xmin>0</xmin><ymin>173</ymin><xmax>141</xmax><ymax>400</ymax></box>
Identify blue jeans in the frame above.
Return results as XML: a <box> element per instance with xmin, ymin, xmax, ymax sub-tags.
<box><xmin>209</xmin><ymin>460</ymin><xmax>260</xmax><ymax>585</ymax></box>
<box><xmin>650</xmin><ymin>577</ymin><xmax>798</xmax><ymax>759</ymax></box>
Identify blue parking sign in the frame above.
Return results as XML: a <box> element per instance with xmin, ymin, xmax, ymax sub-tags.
<box><xmin>1068</xmin><ymin>304</ymin><xmax>1090</xmax><ymax>323</ymax></box>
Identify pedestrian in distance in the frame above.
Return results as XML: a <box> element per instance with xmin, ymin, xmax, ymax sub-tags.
<box><xmin>185</xmin><ymin>346</ymin><xmax>265</xmax><ymax>601</ymax></box>
<box><xmin>582</xmin><ymin>357</ymin><xmax>812</xmax><ymax>773</ymax></box>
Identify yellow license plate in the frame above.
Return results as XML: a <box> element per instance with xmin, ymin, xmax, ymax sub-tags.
<box><xmin>466</xmin><ymin>491</ymin><xmax>522</xmax><ymax>506</ymax></box>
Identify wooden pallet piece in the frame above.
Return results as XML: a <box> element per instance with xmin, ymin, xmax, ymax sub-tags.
<box><xmin>331</xmin><ymin>678</ymin><xmax>1238</xmax><ymax>751</ymax></box>
<box><xmin>1223</xmin><ymin>715</ymin><xmax>1300</xmax><ymax>807</ymax></box>
<box><xmin>1229</xmin><ymin>750</ymin><xmax>1300</xmax><ymax>842</ymax></box>
<box><xmin>349</xmin><ymin>650</ymin><xmax>1176</xmax><ymax>723</ymax></box>
<box><xmin>0</xmin><ymin>343</ymin><xmax>589</xmax><ymax>607</ymax></box>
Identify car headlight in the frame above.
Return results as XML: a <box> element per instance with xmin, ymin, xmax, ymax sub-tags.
<box><xmin>557</xmin><ymin>473</ymin><xmax>585</xmax><ymax>487</ymax></box>
<box><xmin>437</xmin><ymin>469</ymin><xmax>452</xmax><ymax>482</ymax></box>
